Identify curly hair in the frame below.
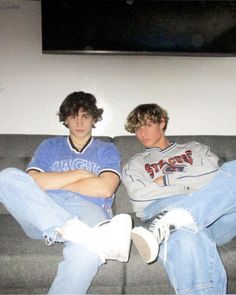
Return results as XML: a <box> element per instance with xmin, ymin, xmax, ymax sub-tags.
<box><xmin>58</xmin><ymin>91</ymin><xmax>103</xmax><ymax>127</ymax></box>
<box><xmin>125</xmin><ymin>103</ymin><xmax>169</xmax><ymax>133</ymax></box>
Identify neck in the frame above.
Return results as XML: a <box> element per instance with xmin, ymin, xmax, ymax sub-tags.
<box><xmin>158</xmin><ymin>138</ymin><xmax>171</xmax><ymax>149</ymax></box>
<box><xmin>149</xmin><ymin>137</ymin><xmax>171</xmax><ymax>150</ymax></box>
<box><xmin>70</xmin><ymin>135</ymin><xmax>91</xmax><ymax>151</ymax></box>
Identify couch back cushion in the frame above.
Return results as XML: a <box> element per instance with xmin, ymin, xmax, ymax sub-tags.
<box><xmin>1</xmin><ymin>134</ymin><xmax>236</xmax><ymax>215</ymax></box>
<box><xmin>113</xmin><ymin>135</ymin><xmax>236</xmax><ymax>214</ymax></box>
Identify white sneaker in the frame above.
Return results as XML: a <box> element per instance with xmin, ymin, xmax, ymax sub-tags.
<box><xmin>132</xmin><ymin>214</ymin><xmax>170</xmax><ymax>264</ymax></box>
<box><xmin>132</xmin><ymin>209</ymin><xmax>195</xmax><ymax>264</ymax></box>
<box><xmin>57</xmin><ymin>214</ymin><xmax>132</xmax><ymax>263</ymax></box>
<box><xmin>96</xmin><ymin>214</ymin><xmax>132</xmax><ymax>262</ymax></box>
<box><xmin>131</xmin><ymin>226</ymin><xmax>160</xmax><ymax>264</ymax></box>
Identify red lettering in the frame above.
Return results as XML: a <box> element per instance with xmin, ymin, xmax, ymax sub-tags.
<box><xmin>168</xmin><ymin>157</ymin><xmax>176</xmax><ymax>166</ymax></box>
<box><xmin>182</xmin><ymin>150</ymin><xmax>193</xmax><ymax>165</ymax></box>
<box><xmin>145</xmin><ymin>164</ymin><xmax>154</xmax><ymax>178</ymax></box>
<box><xmin>144</xmin><ymin>149</ymin><xmax>193</xmax><ymax>178</ymax></box>
<box><xmin>174</xmin><ymin>155</ymin><xmax>183</xmax><ymax>163</ymax></box>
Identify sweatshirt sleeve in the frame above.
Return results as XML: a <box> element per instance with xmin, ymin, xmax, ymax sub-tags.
<box><xmin>163</xmin><ymin>142</ymin><xmax>219</xmax><ymax>189</ymax></box>
<box><xmin>122</xmin><ymin>156</ymin><xmax>189</xmax><ymax>203</ymax></box>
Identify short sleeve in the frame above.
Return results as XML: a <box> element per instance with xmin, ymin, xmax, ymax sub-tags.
<box><xmin>98</xmin><ymin>143</ymin><xmax>121</xmax><ymax>178</ymax></box>
<box><xmin>26</xmin><ymin>140</ymin><xmax>53</xmax><ymax>172</ymax></box>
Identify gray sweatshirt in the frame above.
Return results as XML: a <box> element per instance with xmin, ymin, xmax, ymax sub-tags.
<box><xmin>122</xmin><ymin>141</ymin><xmax>219</xmax><ymax>217</ymax></box>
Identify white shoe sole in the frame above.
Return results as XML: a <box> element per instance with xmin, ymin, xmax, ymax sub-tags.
<box><xmin>131</xmin><ymin>226</ymin><xmax>159</xmax><ymax>264</ymax></box>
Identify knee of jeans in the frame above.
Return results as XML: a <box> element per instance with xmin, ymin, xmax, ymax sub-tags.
<box><xmin>221</xmin><ymin>160</ymin><xmax>236</xmax><ymax>171</ymax></box>
<box><xmin>164</xmin><ymin>231</ymin><xmax>225</xmax><ymax>295</ymax></box>
<box><xmin>167</xmin><ymin>230</ymin><xmax>205</xmax><ymax>258</ymax></box>
<box><xmin>0</xmin><ymin>168</ymin><xmax>22</xmax><ymax>182</ymax></box>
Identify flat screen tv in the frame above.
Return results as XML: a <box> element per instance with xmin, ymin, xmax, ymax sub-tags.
<box><xmin>41</xmin><ymin>0</ymin><xmax>236</xmax><ymax>56</ymax></box>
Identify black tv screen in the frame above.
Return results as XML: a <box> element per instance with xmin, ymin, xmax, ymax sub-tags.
<box><xmin>41</xmin><ymin>0</ymin><xmax>236</xmax><ymax>56</ymax></box>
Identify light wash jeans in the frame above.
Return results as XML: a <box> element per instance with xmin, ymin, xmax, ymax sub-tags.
<box><xmin>143</xmin><ymin>160</ymin><xmax>236</xmax><ymax>295</ymax></box>
<box><xmin>0</xmin><ymin>168</ymin><xmax>110</xmax><ymax>294</ymax></box>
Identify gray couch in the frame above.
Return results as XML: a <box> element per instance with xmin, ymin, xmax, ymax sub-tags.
<box><xmin>0</xmin><ymin>134</ymin><xmax>236</xmax><ymax>294</ymax></box>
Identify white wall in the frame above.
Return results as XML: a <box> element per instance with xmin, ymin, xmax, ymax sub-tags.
<box><xmin>1</xmin><ymin>0</ymin><xmax>236</xmax><ymax>137</ymax></box>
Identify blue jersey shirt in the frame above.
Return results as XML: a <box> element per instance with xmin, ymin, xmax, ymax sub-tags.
<box><xmin>27</xmin><ymin>136</ymin><xmax>121</xmax><ymax>209</ymax></box>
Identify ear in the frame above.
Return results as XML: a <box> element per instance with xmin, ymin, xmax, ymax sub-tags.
<box><xmin>92</xmin><ymin>118</ymin><xmax>96</xmax><ymax>128</ymax></box>
<box><xmin>160</xmin><ymin>118</ymin><xmax>166</xmax><ymax>131</ymax></box>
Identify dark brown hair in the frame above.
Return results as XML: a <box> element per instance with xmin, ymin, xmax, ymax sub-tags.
<box><xmin>58</xmin><ymin>91</ymin><xmax>103</xmax><ymax>127</ymax></box>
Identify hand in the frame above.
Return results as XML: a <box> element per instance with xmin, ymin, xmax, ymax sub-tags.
<box><xmin>154</xmin><ymin>176</ymin><xmax>164</xmax><ymax>186</ymax></box>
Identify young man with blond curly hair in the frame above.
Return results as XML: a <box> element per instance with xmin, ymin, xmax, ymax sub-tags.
<box><xmin>123</xmin><ymin>103</ymin><xmax>236</xmax><ymax>294</ymax></box>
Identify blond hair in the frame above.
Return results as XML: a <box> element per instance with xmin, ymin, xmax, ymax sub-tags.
<box><xmin>125</xmin><ymin>103</ymin><xmax>169</xmax><ymax>133</ymax></box>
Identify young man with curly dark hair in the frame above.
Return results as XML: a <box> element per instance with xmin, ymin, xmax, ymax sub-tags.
<box><xmin>0</xmin><ymin>91</ymin><xmax>131</xmax><ymax>294</ymax></box>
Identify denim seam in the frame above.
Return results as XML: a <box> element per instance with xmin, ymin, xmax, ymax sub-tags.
<box><xmin>175</xmin><ymin>240</ymin><xmax>215</xmax><ymax>294</ymax></box>
<box><xmin>176</xmin><ymin>283</ymin><xmax>214</xmax><ymax>295</ymax></box>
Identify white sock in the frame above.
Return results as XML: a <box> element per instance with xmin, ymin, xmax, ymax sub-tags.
<box><xmin>164</xmin><ymin>209</ymin><xmax>196</xmax><ymax>231</ymax></box>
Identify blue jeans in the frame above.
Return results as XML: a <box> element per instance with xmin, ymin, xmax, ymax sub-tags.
<box><xmin>0</xmin><ymin>168</ymin><xmax>109</xmax><ymax>294</ymax></box>
<box><xmin>143</xmin><ymin>160</ymin><xmax>236</xmax><ymax>294</ymax></box>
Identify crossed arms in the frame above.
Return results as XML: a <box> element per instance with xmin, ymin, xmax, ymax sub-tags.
<box><xmin>28</xmin><ymin>169</ymin><xmax>120</xmax><ymax>198</ymax></box>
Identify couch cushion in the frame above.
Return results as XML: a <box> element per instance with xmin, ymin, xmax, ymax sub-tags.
<box><xmin>0</xmin><ymin>215</ymin><xmax>61</xmax><ymax>293</ymax></box>
<box><xmin>0</xmin><ymin>215</ymin><xmax>125</xmax><ymax>294</ymax></box>
<box><xmin>113</xmin><ymin>136</ymin><xmax>145</xmax><ymax>214</ymax></box>
<box><xmin>125</xmin><ymin>242</ymin><xmax>174</xmax><ymax>294</ymax></box>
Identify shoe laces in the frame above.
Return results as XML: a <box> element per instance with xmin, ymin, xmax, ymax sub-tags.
<box><xmin>44</xmin><ymin>232</ymin><xmax>64</xmax><ymax>247</ymax></box>
<box><xmin>147</xmin><ymin>213</ymin><xmax>171</xmax><ymax>263</ymax></box>
<box><xmin>44</xmin><ymin>235</ymin><xmax>55</xmax><ymax>247</ymax></box>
